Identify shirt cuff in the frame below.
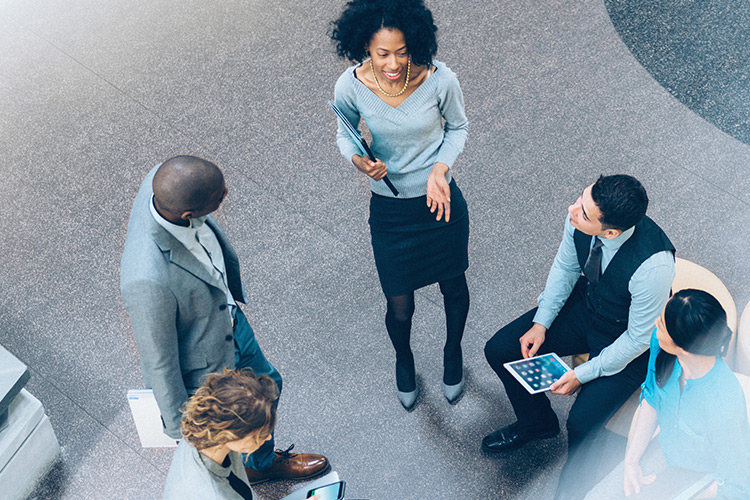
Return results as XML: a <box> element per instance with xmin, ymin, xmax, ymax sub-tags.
<box><xmin>573</xmin><ymin>361</ymin><xmax>598</xmax><ymax>385</ymax></box>
<box><xmin>532</xmin><ymin>308</ymin><xmax>555</xmax><ymax>330</ymax></box>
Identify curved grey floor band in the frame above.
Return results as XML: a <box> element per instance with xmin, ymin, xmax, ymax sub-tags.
<box><xmin>606</xmin><ymin>0</ymin><xmax>750</xmax><ymax>145</ymax></box>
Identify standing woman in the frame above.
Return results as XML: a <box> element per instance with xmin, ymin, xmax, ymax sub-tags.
<box><xmin>330</xmin><ymin>0</ymin><xmax>470</xmax><ymax>409</ymax></box>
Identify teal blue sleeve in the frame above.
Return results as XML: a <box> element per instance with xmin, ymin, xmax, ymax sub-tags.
<box><xmin>712</xmin><ymin>381</ymin><xmax>750</xmax><ymax>499</ymax></box>
<box><xmin>640</xmin><ymin>330</ymin><xmax>660</xmax><ymax>409</ymax></box>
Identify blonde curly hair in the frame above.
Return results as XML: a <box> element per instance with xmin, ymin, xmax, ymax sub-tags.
<box><xmin>181</xmin><ymin>368</ymin><xmax>278</xmax><ymax>450</ymax></box>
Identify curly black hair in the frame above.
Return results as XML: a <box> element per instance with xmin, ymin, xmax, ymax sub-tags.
<box><xmin>330</xmin><ymin>0</ymin><xmax>438</xmax><ymax>66</ymax></box>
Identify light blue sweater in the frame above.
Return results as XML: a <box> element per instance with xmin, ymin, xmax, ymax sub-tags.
<box><xmin>333</xmin><ymin>60</ymin><xmax>468</xmax><ymax>198</ymax></box>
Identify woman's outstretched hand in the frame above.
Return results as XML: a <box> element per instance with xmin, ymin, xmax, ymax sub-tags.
<box><xmin>352</xmin><ymin>155</ymin><xmax>388</xmax><ymax>181</ymax></box>
<box><xmin>426</xmin><ymin>162</ymin><xmax>451</xmax><ymax>221</ymax></box>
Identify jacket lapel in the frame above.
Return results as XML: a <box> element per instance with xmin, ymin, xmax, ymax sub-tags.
<box><xmin>147</xmin><ymin>216</ymin><xmax>224</xmax><ymax>290</ymax></box>
<box><xmin>206</xmin><ymin>217</ymin><xmax>248</xmax><ymax>304</ymax></box>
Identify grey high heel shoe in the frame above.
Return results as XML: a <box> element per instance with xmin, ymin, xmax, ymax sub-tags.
<box><xmin>395</xmin><ymin>358</ymin><xmax>418</xmax><ymax>411</ymax></box>
<box><xmin>397</xmin><ymin>386</ymin><xmax>419</xmax><ymax>410</ymax></box>
<box><xmin>443</xmin><ymin>348</ymin><xmax>464</xmax><ymax>403</ymax></box>
<box><xmin>442</xmin><ymin>373</ymin><xmax>464</xmax><ymax>403</ymax></box>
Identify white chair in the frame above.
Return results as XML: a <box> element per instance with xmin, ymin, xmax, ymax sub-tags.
<box><xmin>735</xmin><ymin>301</ymin><xmax>750</xmax><ymax>376</ymax></box>
<box><xmin>671</xmin><ymin>258</ymin><xmax>738</xmax><ymax>366</ymax></box>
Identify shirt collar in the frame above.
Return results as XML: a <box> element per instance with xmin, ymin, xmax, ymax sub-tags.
<box><xmin>599</xmin><ymin>225</ymin><xmax>634</xmax><ymax>251</ymax></box>
<box><xmin>195</xmin><ymin>448</ymin><xmax>232</xmax><ymax>478</ymax></box>
<box><xmin>150</xmin><ymin>195</ymin><xmax>208</xmax><ymax>237</ymax></box>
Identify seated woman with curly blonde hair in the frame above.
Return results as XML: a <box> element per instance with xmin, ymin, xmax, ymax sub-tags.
<box><xmin>163</xmin><ymin>368</ymin><xmax>279</xmax><ymax>500</ymax></box>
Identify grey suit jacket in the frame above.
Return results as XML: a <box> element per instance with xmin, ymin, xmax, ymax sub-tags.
<box><xmin>120</xmin><ymin>165</ymin><xmax>248</xmax><ymax>439</ymax></box>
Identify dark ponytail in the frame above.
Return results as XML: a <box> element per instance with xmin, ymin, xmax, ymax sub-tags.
<box><xmin>655</xmin><ymin>289</ymin><xmax>731</xmax><ymax>387</ymax></box>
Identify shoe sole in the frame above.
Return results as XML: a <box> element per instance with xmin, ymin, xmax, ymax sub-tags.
<box><xmin>246</xmin><ymin>463</ymin><xmax>332</xmax><ymax>485</ymax></box>
<box><xmin>481</xmin><ymin>429</ymin><xmax>559</xmax><ymax>453</ymax></box>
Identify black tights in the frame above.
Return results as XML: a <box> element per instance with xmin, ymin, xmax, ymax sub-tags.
<box><xmin>385</xmin><ymin>273</ymin><xmax>470</xmax><ymax>391</ymax></box>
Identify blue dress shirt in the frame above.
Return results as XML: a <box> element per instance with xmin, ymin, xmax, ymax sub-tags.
<box><xmin>533</xmin><ymin>214</ymin><xmax>675</xmax><ymax>384</ymax></box>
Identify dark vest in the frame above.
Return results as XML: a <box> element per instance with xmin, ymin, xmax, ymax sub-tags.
<box><xmin>573</xmin><ymin>216</ymin><xmax>675</xmax><ymax>328</ymax></box>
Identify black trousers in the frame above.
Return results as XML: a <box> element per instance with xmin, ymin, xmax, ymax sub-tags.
<box><xmin>484</xmin><ymin>283</ymin><xmax>649</xmax><ymax>498</ymax></box>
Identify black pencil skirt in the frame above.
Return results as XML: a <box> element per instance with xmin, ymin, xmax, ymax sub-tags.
<box><xmin>369</xmin><ymin>180</ymin><xmax>469</xmax><ymax>296</ymax></box>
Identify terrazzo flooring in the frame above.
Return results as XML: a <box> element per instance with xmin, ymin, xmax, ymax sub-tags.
<box><xmin>1</xmin><ymin>0</ymin><xmax>748</xmax><ymax>499</ymax></box>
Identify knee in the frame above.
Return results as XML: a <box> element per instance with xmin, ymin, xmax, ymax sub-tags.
<box><xmin>386</xmin><ymin>302</ymin><xmax>415</xmax><ymax>323</ymax></box>
<box><xmin>446</xmin><ymin>287</ymin><xmax>470</xmax><ymax>308</ymax></box>
<box><xmin>439</xmin><ymin>275</ymin><xmax>469</xmax><ymax>302</ymax></box>
<box><xmin>565</xmin><ymin>414</ymin><xmax>586</xmax><ymax>441</ymax></box>
<box><xmin>565</xmin><ymin>407</ymin><xmax>603</xmax><ymax>443</ymax></box>
<box><xmin>484</xmin><ymin>333</ymin><xmax>511</xmax><ymax>369</ymax></box>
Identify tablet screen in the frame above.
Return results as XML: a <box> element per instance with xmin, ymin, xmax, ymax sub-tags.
<box><xmin>503</xmin><ymin>353</ymin><xmax>571</xmax><ymax>394</ymax></box>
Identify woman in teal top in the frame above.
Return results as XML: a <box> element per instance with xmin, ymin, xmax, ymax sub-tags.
<box><xmin>609</xmin><ymin>289</ymin><xmax>750</xmax><ymax>499</ymax></box>
<box><xmin>331</xmin><ymin>0</ymin><xmax>470</xmax><ymax>410</ymax></box>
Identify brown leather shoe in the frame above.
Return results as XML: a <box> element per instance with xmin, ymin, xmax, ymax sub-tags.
<box><xmin>244</xmin><ymin>444</ymin><xmax>329</xmax><ymax>485</ymax></box>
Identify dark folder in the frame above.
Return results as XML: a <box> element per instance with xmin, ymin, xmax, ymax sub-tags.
<box><xmin>328</xmin><ymin>100</ymin><xmax>399</xmax><ymax>196</ymax></box>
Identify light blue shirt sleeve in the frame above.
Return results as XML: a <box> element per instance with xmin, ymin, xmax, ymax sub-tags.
<box><xmin>532</xmin><ymin>214</ymin><xmax>582</xmax><ymax>328</ymax></box>
<box><xmin>574</xmin><ymin>250</ymin><xmax>675</xmax><ymax>384</ymax></box>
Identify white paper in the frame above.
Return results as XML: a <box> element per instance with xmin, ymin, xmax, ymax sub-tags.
<box><xmin>127</xmin><ymin>389</ymin><xmax>178</xmax><ymax>448</ymax></box>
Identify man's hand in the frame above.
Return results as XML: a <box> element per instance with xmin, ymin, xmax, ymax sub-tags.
<box><xmin>549</xmin><ymin>370</ymin><xmax>581</xmax><ymax>396</ymax></box>
<box><xmin>623</xmin><ymin>462</ymin><xmax>656</xmax><ymax>496</ymax></box>
<box><xmin>519</xmin><ymin>323</ymin><xmax>547</xmax><ymax>358</ymax></box>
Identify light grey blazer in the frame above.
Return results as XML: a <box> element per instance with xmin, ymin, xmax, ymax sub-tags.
<box><xmin>120</xmin><ymin>166</ymin><xmax>248</xmax><ymax>439</ymax></box>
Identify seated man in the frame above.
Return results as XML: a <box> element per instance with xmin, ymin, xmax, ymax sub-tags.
<box><xmin>483</xmin><ymin>175</ymin><xmax>675</xmax><ymax>500</ymax></box>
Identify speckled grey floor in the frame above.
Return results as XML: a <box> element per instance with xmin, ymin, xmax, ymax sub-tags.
<box><xmin>0</xmin><ymin>1</ymin><xmax>748</xmax><ymax>499</ymax></box>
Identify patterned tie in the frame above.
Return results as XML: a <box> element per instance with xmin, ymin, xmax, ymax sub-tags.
<box><xmin>583</xmin><ymin>237</ymin><xmax>604</xmax><ymax>285</ymax></box>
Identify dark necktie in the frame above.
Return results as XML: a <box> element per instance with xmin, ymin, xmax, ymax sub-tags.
<box><xmin>222</xmin><ymin>455</ymin><xmax>253</xmax><ymax>500</ymax></box>
<box><xmin>583</xmin><ymin>237</ymin><xmax>604</xmax><ymax>285</ymax></box>
<box><xmin>227</xmin><ymin>471</ymin><xmax>253</xmax><ymax>499</ymax></box>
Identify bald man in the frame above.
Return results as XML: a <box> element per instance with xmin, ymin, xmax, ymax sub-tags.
<box><xmin>121</xmin><ymin>156</ymin><xmax>328</xmax><ymax>483</ymax></box>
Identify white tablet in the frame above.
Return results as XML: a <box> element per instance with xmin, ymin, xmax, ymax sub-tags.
<box><xmin>503</xmin><ymin>353</ymin><xmax>571</xmax><ymax>394</ymax></box>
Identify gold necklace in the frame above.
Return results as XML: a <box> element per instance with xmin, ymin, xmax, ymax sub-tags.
<box><xmin>370</xmin><ymin>57</ymin><xmax>411</xmax><ymax>97</ymax></box>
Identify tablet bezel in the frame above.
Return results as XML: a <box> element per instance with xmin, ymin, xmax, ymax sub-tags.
<box><xmin>503</xmin><ymin>353</ymin><xmax>572</xmax><ymax>395</ymax></box>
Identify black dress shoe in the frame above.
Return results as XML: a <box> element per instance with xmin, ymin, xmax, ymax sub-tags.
<box><xmin>481</xmin><ymin>421</ymin><xmax>559</xmax><ymax>453</ymax></box>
